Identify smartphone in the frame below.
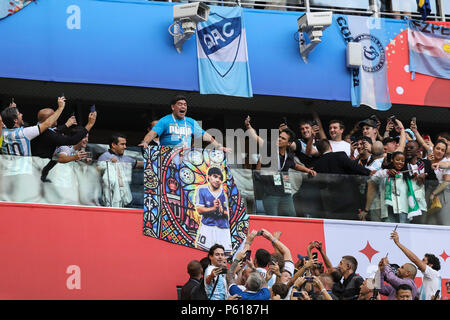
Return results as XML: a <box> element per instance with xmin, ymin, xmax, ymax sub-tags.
<box><xmin>256</xmin><ymin>230</ymin><xmax>263</xmax><ymax>236</ymax></box>
<box><xmin>311</xmin><ymin>120</ymin><xmax>318</xmax><ymax>127</ymax></box>
<box><xmin>244</xmin><ymin>250</ymin><xmax>251</xmax><ymax>261</ymax></box>
<box><xmin>386</xmin><ymin>152</ymin><xmax>392</xmax><ymax>163</ymax></box>
<box><xmin>90</xmin><ymin>104</ymin><xmax>96</xmax><ymax>113</ymax></box>
<box><xmin>312</xmin><ymin>252</ymin><xmax>318</xmax><ymax>260</ymax></box>
<box><xmin>292</xmin><ymin>291</ymin><xmax>303</xmax><ymax>298</ymax></box>
<box><xmin>60</xmin><ymin>93</ymin><xmax>65</xmax><ymax>98</ymax></box>
<box><xmin>11</xmin><ymin>97</ymin><xmax>14</xmax><ymax>103</ymax></box>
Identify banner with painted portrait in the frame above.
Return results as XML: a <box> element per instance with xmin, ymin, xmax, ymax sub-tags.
<box><xmin>143</xmin><ymin>146</ymin><xmax>248</xmax><ymax>255</ymax></box>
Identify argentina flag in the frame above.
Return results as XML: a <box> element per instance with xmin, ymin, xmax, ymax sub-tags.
<box><xmin>336</xmin><ymin>15</ymin><xmax>392</xmax><ymax>111</ymax></box>
<box><xmin>196</xmin><ymin>6</ymin><xmax>253</xmax><ymax>98</ymax></box>
<box><xmin>408</xmin><ymin>19</ymin><xmax>450</xmax><ymax>80</ymax></box>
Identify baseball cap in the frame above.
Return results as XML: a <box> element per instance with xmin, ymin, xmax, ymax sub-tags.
<box><xmin>358</xmin><ymin>118</ymin><xmax>378</xmax><ymax>129</ymax></box>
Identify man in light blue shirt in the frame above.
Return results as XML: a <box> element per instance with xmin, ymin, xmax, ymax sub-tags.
<box><xmin>204</xmin><ymin>244</ymin><xmax>228</xmax><ymax>300</ymax></box>
<box><xmin>139</xmin><ymin>95</ymin><xmax>229</xmax><ymax>151</ymax></box>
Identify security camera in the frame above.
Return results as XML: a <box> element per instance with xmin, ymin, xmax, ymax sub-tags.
<box><xmin>173</xmin><ymin>2</ymin><xmax>209</xmax><ymax>23</ymax></box>
<box><xmin>169</xmin><ymin>2</ymin><xmax>210</xmax><ymax>53</ymax></box>
<box><xmin>297</xmin><ymin>11</ymin><xmax>332</xmax><ymax>63</ymax></box>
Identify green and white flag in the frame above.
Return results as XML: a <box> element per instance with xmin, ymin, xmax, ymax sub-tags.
<box><xmin>405</xmin><ymin>178</ymin><xmax>421</xmax><ymax>220</ymax></box>
<box><xmin>385</xmin><ymin>174</ymin><xmax>421</xmax><ymax>220</ymax></box>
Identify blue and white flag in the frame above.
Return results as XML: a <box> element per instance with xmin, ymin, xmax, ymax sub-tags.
<box><xmin>196</xmin><ymin>6</ymin><xmax>253</xmax><ymax>98</ymax></box>
<box><xmin>336</xmin><ymin>15</ymin><xmax>392</xmax><ymax>111</ymax></box>
<box><xmin>408</xmin><ymin>19</ymin><xmax>450</xmax><ymax>80</ymax></box>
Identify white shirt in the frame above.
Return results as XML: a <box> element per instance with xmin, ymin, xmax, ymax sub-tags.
<box><xmin>419</xmin><ymin>265</ymin><xmax>440</xmax><ymax>300</ymax></box>
<box><xmin>435</xmin><ymin>157</ymin><xmax>450</xmax><ymax>183</ymax></box>
<box><xmin>329</xmin><ymin>140</ymin><xmax>351</xmax><ymax>157</ymax></box>
<box><xmin>56</xmin><ymin>145</ymin><xmax>77</xmax><ymax>156</ymax></box>
<box><xmin>407</xmin><ymin>162</ymin><xmax>427</xmax><ymax>211</ymax></box>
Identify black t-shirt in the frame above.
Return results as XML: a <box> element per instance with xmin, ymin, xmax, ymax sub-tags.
<box><xmin>260</xmin><ymin>152</ymin><xmax>296</xmax><ymax>172</ymax></box>
<box><xmin>255</xmin><ymin>148</ymin><xmax>296</xmax><ymax>197</ymax></box>
<box><xmin>260</xmin><ymin>142</ymin><xmax>296</xmax><ymax>172</ymax></box>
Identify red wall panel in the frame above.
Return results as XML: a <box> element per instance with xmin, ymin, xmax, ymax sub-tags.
<box><xmin>1</xmin><ymin>202</ymin><xmax>448</xmax><ymax>300</ymax></box>
<box><xmin>0</xmin><ymin>203</ymin><xmax>324</xmax><ymax>299</ymax></box>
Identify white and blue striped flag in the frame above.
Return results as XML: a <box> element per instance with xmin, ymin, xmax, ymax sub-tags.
<box><xmin>336</xmin><ymin>15</ymin><xmax>392</xmax><ymax>111</ymax></box>
<box><xmin>196</xmin><ymin>6</ymin><xmax>253</xmax><ymax>98</ymax></box>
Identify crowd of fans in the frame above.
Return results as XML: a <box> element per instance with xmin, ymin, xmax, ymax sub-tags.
<box><xmin>180</xmin><ymin>229</ymin><xmax>444</xmax><ymax>300</ymax></box>
<box><xmin>0</xmin><ymin>95</ymin><xmax>449</xmax><ymax>220</ymax></box>
<box><xmin>246</xmin><ymin>109</ymin><xmax>449</xmax><ymax>225</ymax></box>
<box><xmin>0</xmin><ymin>97</ymin><xmax>144</xmax><ymax>208</ymax></box>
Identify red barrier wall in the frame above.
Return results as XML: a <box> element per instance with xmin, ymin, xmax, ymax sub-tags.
<box><xmin>0</xmin><ymin>202</ymin><xmax>325</xmax><ymax>300</ymax></box>
<box><xmin>1</xmin><ymin>202</ymin><xmax>448</xmax><ymax>300</ymax></box>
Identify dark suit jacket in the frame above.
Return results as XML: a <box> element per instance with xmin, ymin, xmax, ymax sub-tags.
<box><xmin>180</xmin><ymin>277</ymin><xmax>201</xmax><ymax>300</ymax></box>
<box><xmin>31</xmin><ymin>126</ymin><xmax>88</xmax><ymax>159</ymax></box>
<box><xmin>312</xmin><ymin>151</ymin><xmax>371</xmax><ymax>176</ymax></box>
<box><xmin>311</xmin><ymin>152</ymin><xmax>370</xmax><ymax>214</ymax></box>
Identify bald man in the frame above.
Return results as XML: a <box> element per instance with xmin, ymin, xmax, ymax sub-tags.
<box><xmin>378</xmin><ymin>257</ymin><xmax>418</xmax><ymax>300</ymax></box>
<box><xmin>31</xmin><ymin>106</ymin><xmax>97</xmax><ymax>182</ymax></box>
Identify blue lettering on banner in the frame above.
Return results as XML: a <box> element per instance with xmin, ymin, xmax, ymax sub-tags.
<box><xmin>337</xmin><ymin>16</ymin><xmax>359</xmax><ymax>88</ymax></box>
<box><xmin>410</xmin><ymin>20</ymin><xmax>450</xmax><ymax>36</ymax></box>
<box><xmin>198</xmin><ymin>16</ymin><xmax>241</xmax><ymax>56</ymax></box>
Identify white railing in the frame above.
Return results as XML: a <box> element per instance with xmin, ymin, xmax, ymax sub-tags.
<box><xmin>164</xmin><ymin>0</ymin><xmax>447</xmax><ymax>21</ymax></box>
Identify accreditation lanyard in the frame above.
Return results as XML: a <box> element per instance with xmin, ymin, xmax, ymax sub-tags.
<box><xmin>278</xmin><ymin>152</ymin><xmax>288</xmax><ymax>172</ymax></box>
<box><xmin>171</xmin><ymin>114</ymin><xmax>189</xmax><ymax>148</ymax></box>
<box><xmin>274</xmin><ymin>153</ymin><xmax>292</xmax><ymax>194</ymax></box>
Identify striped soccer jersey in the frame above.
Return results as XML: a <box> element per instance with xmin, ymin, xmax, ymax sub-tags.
<box><xmin>1</xmin><ymin>126</ymin><xmax>40</xmax><ymax>156</ymax></box>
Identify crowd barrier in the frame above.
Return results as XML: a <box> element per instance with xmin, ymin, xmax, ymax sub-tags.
<box><xmin>0</xmin><ymin>147</ymin><xmax>448</xmax><ymax>227</ymax></box>
<box><xmin>0</xmin><ymin>143</ymin><xmax>144</xmax><ymax>208</ymax></box>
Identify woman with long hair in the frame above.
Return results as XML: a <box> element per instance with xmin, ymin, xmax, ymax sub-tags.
<box><xmin>428</xmin><ymin>140</ymin><xmax>450</xmax><ymax>226</ymax></box>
